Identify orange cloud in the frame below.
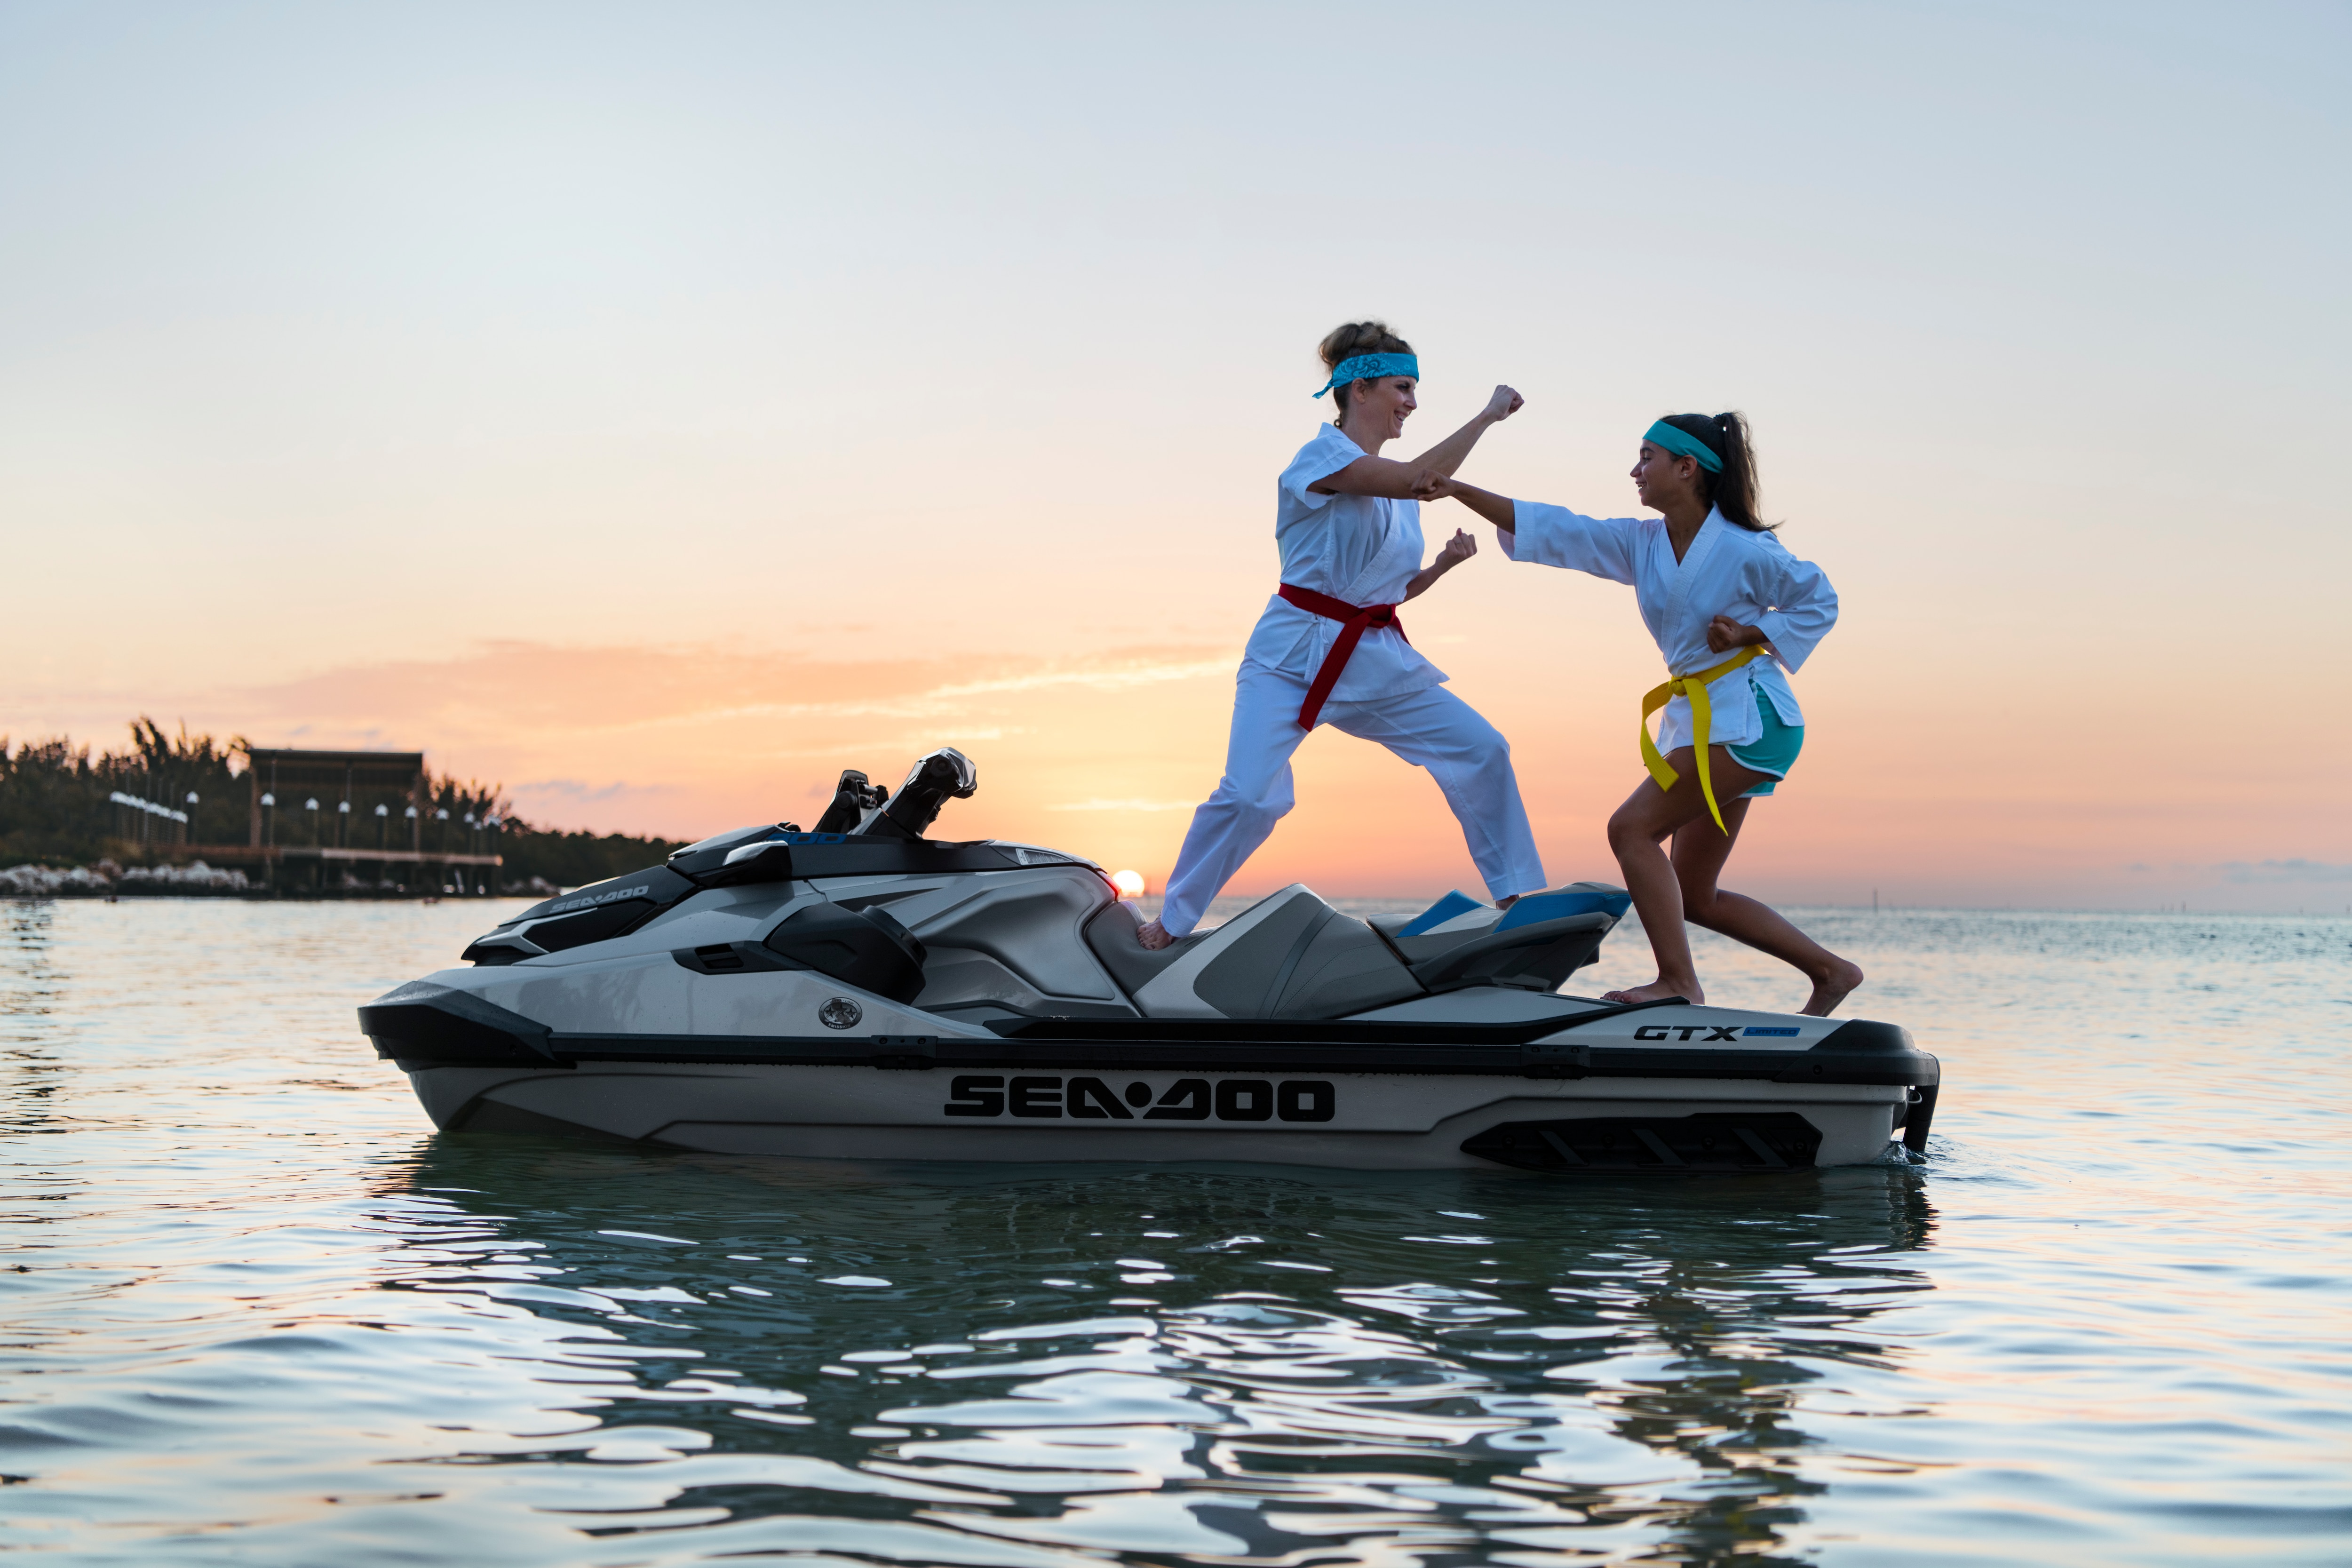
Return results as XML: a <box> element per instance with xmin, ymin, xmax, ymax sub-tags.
<box><xmin>12</xmin><ymin>623</ymin><xmax>2344</xmax><ymax>913</ymax></box>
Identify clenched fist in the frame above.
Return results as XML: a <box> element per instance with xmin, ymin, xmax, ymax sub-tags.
<box><xmin>1706</xmin><ymin>614</ymin><xmax>1765</xmax><ymax>653</ymax></box>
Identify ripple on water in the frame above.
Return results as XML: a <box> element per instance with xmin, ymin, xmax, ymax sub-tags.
<box><xmin>0</xmin><ymin>898</ymin><xmax>2348</xmax><ymax>1566</ymax></box>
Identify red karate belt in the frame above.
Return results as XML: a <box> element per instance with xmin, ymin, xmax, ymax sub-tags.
<box><xmin>1277</xmin><ymin>582</ymin><xmax>1409</xmax><ymax>731</ymax></box>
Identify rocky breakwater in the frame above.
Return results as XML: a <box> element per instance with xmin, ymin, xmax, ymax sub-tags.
<box><xmin>1</xmin><ymin>860</ymin><xmax>252</xmax><ymax>898</ymax></box>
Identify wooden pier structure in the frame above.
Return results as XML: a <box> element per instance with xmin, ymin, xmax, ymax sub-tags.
<box><xmin>180</xmin><ymin>746</ymin><xmax>506</xmax><ymax>896</ymax></box>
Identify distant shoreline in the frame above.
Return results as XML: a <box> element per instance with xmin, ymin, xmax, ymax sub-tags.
<box><xmin>7</xmin><ymin>878</ymin><xmax>2342</xmax><ymax>922</ymax></box>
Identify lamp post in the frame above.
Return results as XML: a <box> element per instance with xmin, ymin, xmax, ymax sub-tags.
<box><xmin>184</xmin><ymin>792</ymin><xmax>199</xmax><ymax>850</ymax></box>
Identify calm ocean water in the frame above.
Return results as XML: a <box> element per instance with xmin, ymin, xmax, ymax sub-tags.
<box><xmin>3</xmin><ymin>896</ymin><xmax>2347</xmax><ymax>1565</ymax></box>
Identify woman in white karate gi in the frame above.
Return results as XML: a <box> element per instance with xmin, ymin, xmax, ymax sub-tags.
<box><xmin>1438</xmin><ymin>413</ymin><xmax>1863</xmax><ymax>1014</ymax></box>
<box><xmin>1136</xmin><ymin>321</ymin><xmax>1549</xmax><ymax>950</ymax></box>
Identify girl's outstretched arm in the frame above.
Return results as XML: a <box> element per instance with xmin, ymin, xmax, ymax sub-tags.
<box><xmin>1402</xmin><ymin>528</ymin><xmax>1478</xmax><ymax>601</ymax></box>
<box><xmin>1445</xmin><ymin>486</ymin><xmax>1639</xmax><ymax>585</ymax></box>
<box><xmin>1435</xmin><ymin>477</ymin><xmax>1518</xmax><ymax>533</ymax></box>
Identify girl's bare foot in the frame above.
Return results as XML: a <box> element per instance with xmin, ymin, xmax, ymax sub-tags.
<box><xmin>1602</xmin><ymin>977</ymin><xmax>1701</xmax><ymax>1005</ymax></box>
<box><xmin>1799</xmin><ymin>958</ymin><xmax>1864</xmax><ymax>1016</ymax></box>
<box><xmin>1136</xmin><ymin>917</ymin><xmax>1174</xmax><ymax>951</ymax></box>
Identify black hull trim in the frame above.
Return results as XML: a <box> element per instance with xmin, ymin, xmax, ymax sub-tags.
<box><xmin>363</xmin><ymin>987</ymin><xmax>1936</xmax><ymax>1090</ymax></box>
<box><xmin>359</xmin><ymin>984</ymin><xmax>564</xmax><ymax>1067</ymax></box>
<box><xmin>983</xmin><ymin>997</ymin><xmax>1697</xmax><ymax>1043</ymax></box>
<box><xmin>1463</xmin><ymin>1112</ymin><xmax>1826</xmax><ymax>1172</ymax></box>
<box><xmin>531</xmin><ymin>1036</ymin><xmax>1936</xmax><ymax>1087</ymax></box>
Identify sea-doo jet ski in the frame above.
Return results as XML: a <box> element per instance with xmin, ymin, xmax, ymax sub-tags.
<box><xmin>361</xmin><ymin>748</ymin><xmax>1939</xmax><ymax>1172</ymax></box>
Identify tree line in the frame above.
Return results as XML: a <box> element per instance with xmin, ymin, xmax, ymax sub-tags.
<box><xmin>0</xmin><ymin>719</ymin><xmax>684</xmax><ymax>891</ymax></box>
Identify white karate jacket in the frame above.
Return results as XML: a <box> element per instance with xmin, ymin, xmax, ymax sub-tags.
<box><xmin>1502</xmin><ymin>503</ymin><xmax>1837</xmax><ymax>752</ymax></box>
<box><xmin>1239</xmin><ymin>424</ymin><xmax>1449</xmax><ymax>706</ymax></box>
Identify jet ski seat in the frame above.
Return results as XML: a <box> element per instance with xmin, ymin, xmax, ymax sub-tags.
<box><xmin>1082</xmin><ymin>899</ymin><xmax>1204</xmax><ymax>996</ymax></box>
<box><xmin>1084</xmin><ymin>887</ymin><xmax>1426</xmax><ymax>1020</ymax></box>
<box><xmin>1192</xmin><ymin>888</ymin><xmax>1426</xmax><ymax>1019</ymax></box>
<box><xmin>1370</xmin><ymin>883</ymin><xmax>1631</xmax><ymax>991</ymax></box>
<box><xmin>1078</xmin><ymin>883</ymin><xmax>1631</xmax><ymax>1019</ymax></box>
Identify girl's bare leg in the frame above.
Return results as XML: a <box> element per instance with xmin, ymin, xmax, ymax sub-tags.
<box><xmin>1599</xmin><ymin>748</ymin><xmax>1773</xmax><ymax>1005</ymax></box>
<box><xmin>1667</xmin><ymin>804</ymin><xmax>1864</xmax><ymax>1016</ymax></box>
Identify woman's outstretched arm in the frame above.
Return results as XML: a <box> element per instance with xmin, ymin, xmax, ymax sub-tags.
<box><xmin>1312</xmin><ymin>455</ymin><xmax>1448</xmax><ymax>500</ymax></box>
<box><xmin>1409</xmin><ymin>385</ymin><xmax>1522</xmax><ymax>478</ymax></box>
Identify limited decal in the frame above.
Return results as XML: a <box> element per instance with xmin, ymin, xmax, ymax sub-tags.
<box><xmin>1634</xmin><ymin>1025</ymin><xmax>1748</xmax><ymax>1042</ymax></box>
<box><xmin>944</xmin><ymin>1075</ymin><xmax>1335</xmax><ymax>1123</ymax></box>
<box><xmin>545</xmin><ymin>883</ymin><xmax>652</xmax><ymax>916</ymax></box>
<box><xmin>1743</xmin><ymin>1026</ymin><xmax>1800</xmax><ymax>1037</ymax></box>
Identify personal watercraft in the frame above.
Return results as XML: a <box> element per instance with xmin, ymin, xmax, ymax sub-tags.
<box><xmin>361</xmin><ymin>749</ymin><xmax>1939</xmax><ymax>1172</ymax></box>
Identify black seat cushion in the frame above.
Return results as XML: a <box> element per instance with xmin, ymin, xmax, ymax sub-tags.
<box><xmin>1081</xmin><ymin>900</ymin><xmax>1203</xmax><ymax>999</ymax></box>
<box><xmin>1189</xmin><ymin>889</ymin><xmax>1424</xmax><ymax>1019</ymax></box>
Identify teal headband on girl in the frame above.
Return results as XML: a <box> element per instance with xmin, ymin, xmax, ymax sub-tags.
<box><xmin>1314</xmin><ymin>353</ymin><xmax>1419</xmax><ymax>398</ymax></box>
<box><xmin>1643</xmin><ymin>420</ymin><xmax>1723</xmax><ymax>473</ymax></box>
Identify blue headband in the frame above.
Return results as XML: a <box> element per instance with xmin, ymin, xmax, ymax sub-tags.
<box><xmin>1643</xmin><ymin>419</ymin><xmax>1724</xmax><ymax>473</ymax></box>
<box><xmin>1314</xmin><ymin>353</ymin><xmax>1419</xmax><ymax>398</ymax></box>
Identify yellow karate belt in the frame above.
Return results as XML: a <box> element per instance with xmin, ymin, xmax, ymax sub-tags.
<box><xmin>1640</xmin><ymin>644</ymin><xmax>1765</xmax><ymax>835</ymax></box>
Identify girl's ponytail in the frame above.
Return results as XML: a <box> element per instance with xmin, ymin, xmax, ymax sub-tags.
<box><xmin>1658</xmin><ymin>410</ymin><xmax>1773</xmax><ymax>532</ymax></box>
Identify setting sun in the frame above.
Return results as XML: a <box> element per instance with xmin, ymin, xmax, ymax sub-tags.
<box><xmin>1109</xmin><ymin>868</ymin><xmax>1146</xmax><ymax>900</ymax></box>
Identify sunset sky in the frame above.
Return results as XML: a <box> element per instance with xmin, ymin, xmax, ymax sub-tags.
<box><xmin>4</xmin><ymin>2</ymin><xmax>2345</xmax><ymax>911</ymax></box>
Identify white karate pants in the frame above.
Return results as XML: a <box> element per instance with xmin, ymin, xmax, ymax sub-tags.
<box><xmin>1157</xmin><ymin>662</ymin><xmax>1547</xmax><ymax>937</ymax></box>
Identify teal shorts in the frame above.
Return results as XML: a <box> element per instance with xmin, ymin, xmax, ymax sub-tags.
<box><xmin>1725</xmin><ymin>692</ymin><xmax>1804</xmax><ymax>798</ymax></box>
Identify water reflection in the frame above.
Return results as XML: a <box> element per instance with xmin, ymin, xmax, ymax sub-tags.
<box><xmin>13</xmin><ymin>901</ymin><xmax>2341</xmax><ymax>1563</ymax></box>
<box><xmin>2</xmin><ymin>902</ymin><xmax>71</xmax><ymax>1143</ymax></box>
<box><xmin>369</xmin><ymin>1136</ymin><xmax>1936</xmax><ymax>1565</ymax></box>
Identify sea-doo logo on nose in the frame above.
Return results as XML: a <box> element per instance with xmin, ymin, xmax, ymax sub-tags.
<box><xmin>943</xmin><ymin>1075</ymin><xmax>1334</xmax><ymax>1123</ymax></box>
<box><xmin>548</xmin><ymin>883</ymin><xmax>652</xmax><ymax>915</ymax></box>
<box><xmin>1635</xmin><ymin>1025</ymin><xmax>1747</xmax><ymax>1042</ymax></box>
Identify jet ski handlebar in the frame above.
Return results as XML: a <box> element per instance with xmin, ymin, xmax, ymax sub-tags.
<box><xmin>805</xmin><ymin>750</ymin><xmax>977</xmax><ymax>841</ymax></box>
<box><xmin>811</xmin><ymin>770</ymin><xmax>891</xmax><ymax>836</ymax></box>
<box><xmin>866</xmin><ymin>748</ymin><xmax>978</xmax><ymax>841</ymax></box>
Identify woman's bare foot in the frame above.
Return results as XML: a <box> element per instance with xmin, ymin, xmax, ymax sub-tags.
<box><xmin>1136</xmin><ymin>917</ymin><xmax>1174</xmax><ymax>951</ymax></box>
<box><xmin>1799</xmin><ymin>958</ymin><xmax>1864</xmax><ymax>1016</ymax></box>
<box><xmin>1495</xmin><ymin>893</ymin><xmax>1519</xmax><ymax>910</ymax></box>
<box><xmin>1602</xmin><ymin>977</ymin><xmax>1701</xmax><ymax>1005</ymax></box>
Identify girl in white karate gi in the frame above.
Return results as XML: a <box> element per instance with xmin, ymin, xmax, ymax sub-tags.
<box><xmin>1136</xmin><ymin>321</ymin><xmax>1549</xmax><ymax>950</ymax></box>
<box><xmin>1438</xmin><ymin>413</ymin><xmax>1863</xmax><ymax>1014</ymax></box>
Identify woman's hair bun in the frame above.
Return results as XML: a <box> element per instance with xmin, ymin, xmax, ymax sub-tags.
<box><xmin>1319</xmin><ymin>320</ymin><xmax>1412</xmax><ymax>370</ymax></box>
